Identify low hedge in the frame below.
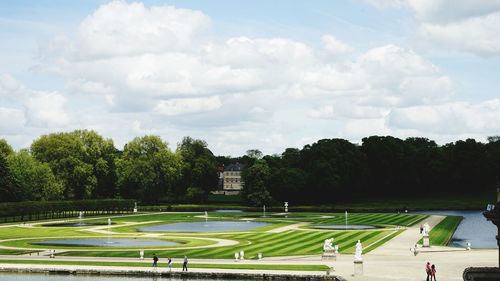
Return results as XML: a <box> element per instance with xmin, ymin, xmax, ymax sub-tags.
<box><xmin>0</xmin><ymin>199</ymin><xmax>135</xmax><ymax>222</ymax></box>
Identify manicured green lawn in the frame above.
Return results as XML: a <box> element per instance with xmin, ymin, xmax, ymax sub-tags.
<box><xmin>428</xmin><ymin>216</ymin><xmax>463</xmax><ymax>246</ymax></box>
<box><xmin>0</xmin><ymin>211</ymin><xmax>429</xmax><ymax>260</ymax></box>
<box><xmin>0</xmin><ymin>249</ymin><xmax>39</xmax><ymax>255</ymax></box>
<box><xmin>0</xmin><ymin>259</ymin><xmax>329</xmax><ymax>271</ymax></box>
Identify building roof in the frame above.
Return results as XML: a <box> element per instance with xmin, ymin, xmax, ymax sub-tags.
<box><xmin>224</xmin><ymin>162</ymin><xmax>244</xmax><ymax>171</ymax></box>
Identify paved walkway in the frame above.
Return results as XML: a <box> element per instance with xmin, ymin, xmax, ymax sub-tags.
<box><xmin>267</xmin><ymin>222</ymin><xmax>308</xmax><ymax>233</ymax></box>
<box><xmin>369</xmin><ymin>215</ymin><xmax>445</xmax><ymax>256</ymax></box>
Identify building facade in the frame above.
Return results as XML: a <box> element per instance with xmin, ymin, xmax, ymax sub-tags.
<box><xmin>223</xmin><ymin>162</ymin><xmax>244</xmax><ymax>191</ymax></box>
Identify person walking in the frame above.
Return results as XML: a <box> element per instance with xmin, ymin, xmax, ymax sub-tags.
<box><xmin>167</xmin><ymin>257</ymin><xmax>172</xmax><ymax>272</ymax></box>
<box><xmin>152</xmin><ymin>253</ymin><xmax>158</xmax><ymax>268</ymax></box>
<box><xmin>182</xmin><ymin>255</ymin><xmax>188</xmax><ymax>272</ymax></box>
<box><xmin>425</xmin><ymin>262</ymin><xmax>432</xmax><ymax>281</ymax></box>
<box><xmin>431</xmin><ymin>264</ymin><xmax>437</xmax><ymax>281</ymax></box>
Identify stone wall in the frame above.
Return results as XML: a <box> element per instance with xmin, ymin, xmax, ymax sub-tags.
<box><xmin>0</xmin><ymin>266</ymin><xmax>347</xmax><ymax>281</ymax></box>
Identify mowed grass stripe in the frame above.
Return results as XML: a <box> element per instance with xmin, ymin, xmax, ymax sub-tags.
<box><xmin>274</xmin><ymin>231</ymin><xmax>340</xmax><ymax>255</ymax></box>
<box><xmin>237</xmin><ymin>231</ymin><xmax>308</xmax><ymax>253</ymax></box>
<box><xmin>299</xmin><ymin>231</ymin><xmax>364</xmax><ymax>253</ymax></box>
<box><xmin>255</xmin><ymin>231</ymin><xmax>329</xmax><ymax>255</ymax></box>
<box><xmin>340</xmin><ymin>231</ymin><xmax>384</xmax><ymax>253</ymax></box>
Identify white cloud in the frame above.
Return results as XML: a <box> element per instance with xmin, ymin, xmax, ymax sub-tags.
<box><xmin>417</xmin><ymin>13</ymin><xmax>500</xmax><ymax>56</ymax></box>
<box><xmin>321</xmin><ymin>35</ymin><xmax>354</xmax><ymax>56</ymax></box>
<box><xmin>3</xmin><ymin>1</ymin><xmax>498</xmax><ymax>154</ymax></box>
<box><xmin>365</xmin><ymin>0</ymin><xmax>500</xmax><ymax>56</ymax></box>
<box><xmin>0</xmin><ymin>75</ymin><xmax>70</xmax><ymax>130</ymax></box>
<box><xmin>388</xmin><ymin>100</ymin><xmax>500</xmax><ymax>134</ymax></box>
<box><xmin>0</xmin><ymin>107</ymin><xmax>26</xmax><ymax>134</ymax></box>
<box><xmin>154</xmin><ymin>96</ymin><xmax>222</xmax><ymax>116</ymax></box>
<box><xmin>78</xmin><ymin>1</ymin><xmax>210</xmax><ymax>57</ymax></box>
<box><xmin>24</xmin><ymin>91</ymin><xmax>70</xmax><ymax>127</ymax></box>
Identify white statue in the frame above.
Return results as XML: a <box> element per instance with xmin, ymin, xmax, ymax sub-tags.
<box><xmin>354</xmin><ymin>240</ymin><xmax>363</xmax><ymax>261</ymax></box>
<box><xmin>422</xmin><ymin>223</ymin><xmax>430</xmax><ymax>236</ymax></box>
<box><xmin>323</xmin><ymin>238</ymin><xmax>334</xmax><ymax>252</ymax></box>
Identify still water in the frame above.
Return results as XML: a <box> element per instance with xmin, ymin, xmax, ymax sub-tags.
<box><xmin>0</xmin><ymin>273</ymin><xmax>241</xmax><ymax>281</ymax></box>
<box><xmin>138</xmin><ymin>221</ymin><xmax>269</xmax><ymax>232</ymax></box>
<box><xmin>32</xmin><ymin>238</ymin><xmax>179</xmax><ymax>247</ymax></box>
<box><xmin>417</xmin><ymin>210</ymin><xmax>497</xmax><ymax>248</ymax></box>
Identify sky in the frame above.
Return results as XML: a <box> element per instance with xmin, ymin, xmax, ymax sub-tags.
<box><xmin>1</xmin><ymin>0</ymin><xmax>500</xmax><ymax>156</ymax></box>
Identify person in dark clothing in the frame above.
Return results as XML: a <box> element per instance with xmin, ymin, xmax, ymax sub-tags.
<box><xmin>167</xmin><ymin>257</ymin><xmax>172</xmax><ymax>272</ymax></box>
<box><xmin>183</xmin><ymin>255</ymin><xmax>188</xmax><ymax>271</ymax></box>
<box><xmin>431</xmin><ymin>264</ymin><xmax>437</xmax><ymax>281</ymax></box>
<box><xmin>152</xmin><ymin>253</ymin><xmax>158</xmax><ymax>268</ymax></box>
<box><xmin>425</xmin><ymin>262</ymin><xmax>431</xmax><ymax>281</ymax></box>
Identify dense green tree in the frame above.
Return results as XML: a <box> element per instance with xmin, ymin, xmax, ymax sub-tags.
<box><xmin>300</xmin><ymin>139</ymin><xmax>366</xmax><ymax>202</ymax></box>
<box><xmin>241</xmin><ymin>159</ymin><xmax>272</xmax><ymax>206</ymax></box>
<box><xmin>6</xmin><ymin>150</ymin><xmax>63</xmax><ymax>201</ymax></box>
<box><xmin>72</xmin><ymin>130</ymin><xmax>118</xmax><ymax>198</ymax></box>
<box><xmin>176</xmin><ymin>137</ymin><xmax>218</xmax><ymax>201</ymax></box>
<box><xmin>0</xmin><ymin>154</ymin><xmax>17</xmax><ymax>202</ymax></box>
<box><xmin>0</xmin><ymin>139</ymin><xmax>14</xmax><ymax>158</ymax></box>
<box><xmin>116</xmin><ymin>135</ymin><xmax>181</xmax><ymax>203</ymax></box>
<box><xmin>30</xmin><ymin>130</ymin><xmax>117</xmax><ymax>199</ymax></box>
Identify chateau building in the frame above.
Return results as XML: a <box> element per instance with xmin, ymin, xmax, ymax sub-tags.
<box><xmin>211</xmin><ymin>162</ymin><xmax>245</xmax><ymax>195</ymax></box>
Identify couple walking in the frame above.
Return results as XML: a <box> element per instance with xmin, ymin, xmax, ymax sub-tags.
<box><xmin>425</xmin><ymin>262</ymin><xmax>437</xmax><ymax>281</ymax></box>
<box><xmin>152</xmin><ymin>254</ymin><xmax>188</xmax><ymax>271</ymax></box>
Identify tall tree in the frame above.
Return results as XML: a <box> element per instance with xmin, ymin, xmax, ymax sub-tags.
<box><xmin>6</xmin><ymin>150</ymin><xmax>63</xmax><ymax>201</ymax></box>
<box><xmin>72</xmin><ymin>130</ymin><xmax>118</xmax><ymax>198</ymax></box>
<box><xmin>0</xmin><ymin>139</ymin><xmax>14</xmax><ymax>158</ymax></box>
<box><xmin>177</xmin><ymin>137</ymin><xmax>218</xmax><ymax>202</ymax></box>
<box><xmin>116</xmin><ymin>135</ymin><xmax>181</xmax><ymax>203</ymax></box>
<box><xmin>241</xmin><ymin>159</ymin><xmax>272</xmax><ymax>206</ymax></box>
<box><xmin>31</xmin><ymin>130</ymin><xmax>117</xmax><ymax>199</ymax></box>
<box><xmin>0</xmin><ymin>154</ymin><xmax>17</xmax><ymax>202</ymax></box>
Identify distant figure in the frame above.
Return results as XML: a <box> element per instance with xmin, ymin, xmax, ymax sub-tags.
<box><xmin>183</xmin><ymin>255</ymin><xmax>188</xmax><ymax>271</ymax></box>
<box><xmin>420</xmin><ymin>225</ymin><xmax>423</xmax><ymax>234</ymax></box>
<box><xmin>152</xmin><ymin>253</ymin><xmax>158</xmax><ymax>268</ymax></box>
<box><xmin>167</xmin><ymin>257</ymin><xmax>172</xmax><ymax>272</ymax></box>
<box><xmin>431</xmin><ymin>264</ymin><xmax>437</xmax><ymax>281</ymax></box>
<box><xmin>425</xmin><ymin>262</ymin><xmax>432</xmax><ymax>281</ymax></box>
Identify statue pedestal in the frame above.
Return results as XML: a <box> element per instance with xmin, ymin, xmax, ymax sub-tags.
<box><xmin>322</xmin><ymin>250</ymin><xmax>336</xmax><ymax>260</ymax></box>
<box><xmin>133</xmin><ymin>208</ymin><xmax>138</xmax><ymax>213</ymax></box>
<box><xmin>354</xmin><ymin>260</ymin><xmax>363</xmax><ymax>276</ymax></box>
<box><xmin>423</xmin><ymin>235</ymin><xmax>430</xmax><ymax>247</ymax></box>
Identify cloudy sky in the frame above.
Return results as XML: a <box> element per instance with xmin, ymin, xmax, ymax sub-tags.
<box><xmin>1</xmin><ymin>0</ymin><xmax>500</xmax><ymax>156</ymax></box>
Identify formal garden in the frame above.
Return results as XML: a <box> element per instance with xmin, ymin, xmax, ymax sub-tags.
<box><xmin>0</xmin><ymin>210</ymin><xmax>443</xmax><ymax>264</ymax></box>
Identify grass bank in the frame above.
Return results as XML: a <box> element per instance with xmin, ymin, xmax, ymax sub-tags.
<box><xmin>428</xmin><ymin>216</ymin><xmax>463</xmax><ymax>246</ymax></box>
<box><xmin>0</xmin><ymin>259</ymin><xmax>329</xmax><ymax>271</ymax></box>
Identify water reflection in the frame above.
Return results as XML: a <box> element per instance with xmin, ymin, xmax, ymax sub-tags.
<box><xmin>416</xmin><ymin>210</ymin><xmax>497</xmax><ymax>248</ymax></box>
<box><xmin>0</xmin><ymin>273</ymin><xmax>245</xmax><ymax>281</ymax></box>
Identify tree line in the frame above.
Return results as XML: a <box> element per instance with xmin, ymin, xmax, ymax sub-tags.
<box><xmin>239</xmin><ymin>136</ymin><xmax>500</xmax><ymax>206</ymax></box>
<box><xmin>0</xmin><ymin>131</ymin><xmax>217</xmax><ymax>204</ymax></box>
<box><xmin>1</xmin><ymin>132</ymin><xmax>499</xmax><ymax>206</ymax></box>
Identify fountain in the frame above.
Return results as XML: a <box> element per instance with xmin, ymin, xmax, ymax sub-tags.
<box><xmin>345</xmin><ymin>210</ymin><xmax>348</xmax><ymax>231</ymax></box>
<box><xmin>204</xmin><ymin>211</ymin><xmax>208</xmax><ymax>224</ymax></box>
<box><xmin>78</xmin><ymin>211</ymin><xmax>83</xmax><ymax>225</ymax></box>
<box><xmin>263</xmin><ymin>205</ymin><xmax>266</xmax><ymax>217</ymax></box>
<box><xmin>106</xmin><ymin>218</ymin><xmax>112</xmax><ymax>244</ymax></box>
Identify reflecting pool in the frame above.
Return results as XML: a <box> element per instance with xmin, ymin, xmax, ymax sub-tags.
<box><xmin>32</xmin><ymin>238</ymin><xmax>179</xmax><ymax>247</ymax></box>
<box><xmin>416</xmin><ymin>210</ymin><xmax>497</xmax><ymax>248</ymax></box>
<box><xmin>138</xmin><ymin>221</ymin><xmax>269</xmax><ymax>232</ymax></box>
